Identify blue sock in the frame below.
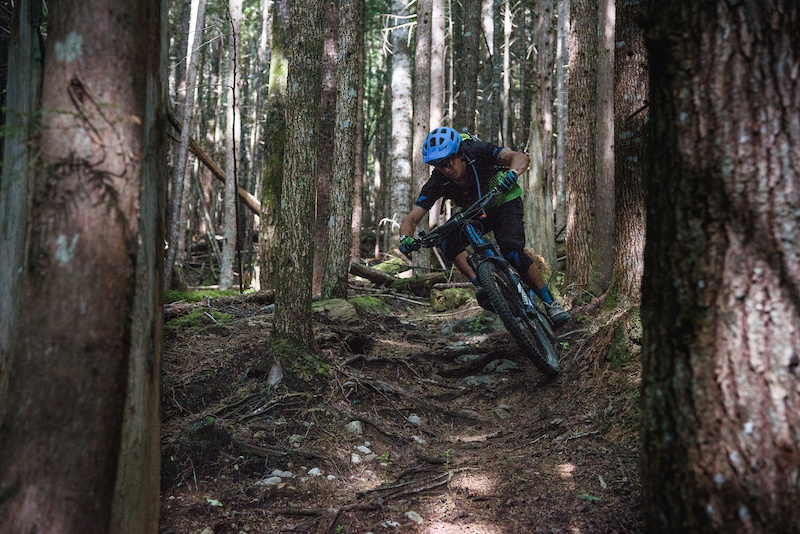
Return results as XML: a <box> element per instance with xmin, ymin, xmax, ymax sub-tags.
<box><xmin>471</xmin><ymin>277</ymin><xmax>480</xmax><ymax>287</ymax></box>
<box><xmin>532</xmin><ymin>284</ymin><xmax>554</xmax><ymax>304</ymax></box>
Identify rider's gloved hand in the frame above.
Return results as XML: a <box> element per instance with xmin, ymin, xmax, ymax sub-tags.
<box><xmin>399</xmin><ymin>235</ymin><xmax>416</xmax><ymax>256</ymax></box>
<box><xmin>498</xmin><ymin>170</ymin><xmax>518</xmax><ymax>193</ymax></box>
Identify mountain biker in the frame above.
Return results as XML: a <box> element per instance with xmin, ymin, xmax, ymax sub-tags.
<box><xmin>399</xmin><ymin>126</ymin><xmax>571</xmax><ymax>328</ymax></box>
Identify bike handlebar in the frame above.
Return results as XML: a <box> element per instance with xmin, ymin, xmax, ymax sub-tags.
<box><xmin>410</xmin><ymin>187</ymin><xmax>502</xmax><ymax>250</ymax></box>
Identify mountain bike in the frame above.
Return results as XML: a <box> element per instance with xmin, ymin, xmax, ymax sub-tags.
<box><xmin>407</xmin><ymin>187</ymin><xmax>560</xmax><ymax>378</ymax></box>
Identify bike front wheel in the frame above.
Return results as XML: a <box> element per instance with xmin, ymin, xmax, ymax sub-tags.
<box><xmin>476</xmin><ymin>260</ymin><xmax>560</xmax><ymax>378</ymax></box>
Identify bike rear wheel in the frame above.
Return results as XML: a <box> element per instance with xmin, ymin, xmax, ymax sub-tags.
<box><xmin>476</xmin><ymin>260</ymin><xmax>560</xmax><ymax>378</ymax></box>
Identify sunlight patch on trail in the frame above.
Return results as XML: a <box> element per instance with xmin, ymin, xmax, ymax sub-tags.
<box><xmin>450</xmin><ymin>472</ymin><xmax>494</xmax><ymax>495</ymax></box>
<box><xmin>424</xmin><ymin>523</ymin><xmax>504</xmax><ymax>533</ymax></box>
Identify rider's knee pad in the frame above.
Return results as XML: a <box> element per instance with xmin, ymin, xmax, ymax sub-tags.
<box><xmin>503</xmin><ymin>246</ymin><xmax>533</xmax><ymax>272</ymax></box>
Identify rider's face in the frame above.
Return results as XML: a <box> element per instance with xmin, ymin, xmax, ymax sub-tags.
<box><xmin>433</xmin><ymin>155</ymin><xmax>466</xmax><ymax>183</ymax></box>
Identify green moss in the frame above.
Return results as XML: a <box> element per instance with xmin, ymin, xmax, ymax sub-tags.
<box><xmin>164</xmin><ymin>288</ymin><xmax>240</xmax><ymax>304</ymax></box>
<box><xmin>430</xmin><ymin>288</ymin><xmax>471</xmax><ymax>312</ymax></box>
<box><xmin>373</xmin><ymin>256</ymin><xmax>411</xmax><ymax>275</ymax></box>
<box><xmin>263</xmin><ymin>335</ymin><xmax>331</xmax><ymax>386</ymax></box>
<box><xmin>165</xmin><ymin>308</ymin><xmax>231</xmax><ymax>330</ymax></box>
<box><xmin>607</xmin><ymin>308</ymin><xmax>642</xmax><ymax>368</ymax></box>
<box><xmin>349</xmin><ymin>295</ymin><xmax>386</xmax><ymax>315</ymax></box>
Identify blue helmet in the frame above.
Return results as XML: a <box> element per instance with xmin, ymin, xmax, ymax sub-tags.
<box><xmin>422</xmin><ymin>127</ymin><xmax>462</xmax><ymax>165</ymax></box>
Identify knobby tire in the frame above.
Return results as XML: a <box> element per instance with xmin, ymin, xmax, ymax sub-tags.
<box><xmin>476</xmin><ymin>261</ymin><xmax>560</xmax><ymax>378</ymax></box>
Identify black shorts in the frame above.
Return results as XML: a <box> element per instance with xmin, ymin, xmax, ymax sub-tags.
<box><xmin>438</xmin><ymin>197</ymin><xmax>532</xmax><ymax>272</ymax></box>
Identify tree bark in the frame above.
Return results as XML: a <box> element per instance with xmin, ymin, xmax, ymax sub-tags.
<box><xmin>593</xmin><ymin>0</ymin><xmax>615</xmax><ymax>292</ymax></box>
<box><xmin>258</xmin><ymin>0</ymin><xmax>289</xmax><ymax>290</ymax></box>
<box><xmin>565</xmin><ymin>0</ymin><xmax>598</xmax><ymax>293</ymax></box>
<box><xmin>0</xmin><ymin>0</ymin><xmax>43</xmax><ymax>415</ymax></box>
<box><xmin>641</xmin><ymin>1</ymin><xmax>800</xmax><ymax>532</ymax></box>
<box><xmin>273</xmin><ymin>0</ymin><xmax>324</xmax><ymax>350</ymax></box>
<box><xmin>609</xmin><ymin>0</ymin><xmax>647</xmax><ymax>301</ymax></box>
<box><xmin>456</xmin><ymin>0</ymin><xmax>481</xmax><ymax>131</ymax></box>
<box><xmin>389</xmin><ymin>0</ymin><xmax>413</xmax><ymax>250</ymax></box>
<box><xmin>323</xmin><ymin>0</ymin><xmax>363</xmax><ymax>299</ymax></box>
<box><xmin>312</xmin><ymin>0</ymin><xmax>339</xmax><ymax>295</ymax></box>
<box><xmin>525</xmin><ymin>0</ymin><xmax>557</xmax><ymax>271</ymax></box>
<box><xmin>0</xmin><ymin>0</ymin><xmax>165</xmax><ymax>530</ymax></box>
<box><xmin>220</xmin><ymin>0</ymin><xmax>244</xmax><ymax>289</ymax></box>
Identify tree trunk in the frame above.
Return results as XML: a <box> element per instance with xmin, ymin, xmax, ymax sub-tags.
<box><xmin>565</xmin><ymin>0</ymin><xmax>598</xmax><ymax>294</ymax></box>
<box><xmin>525</xmin><ymin>0</ymin><xmax>557</xmax><ymax>270</ymax></box>
<box><xmin>456</xmin><ymin>0</ymin><xmax>480</xmax><ymax>131</ymax></box>
<box><xmin>323</xmin><ymin>0</ymin><xmax>363</xmax><ymax>299</ymax></box>
<box><xmin>413</xmin><ymin>0</ymin><xmax>433</xmax><ymax>269</ymax></box>
<box><xmin>258</xmin><ymin>0</ymin><xmax>289</xmax><ymax>290</ymax></box>
<box><xmin>312</xmin><ymin>0</ymin><xmax>339</xmax><ymax>295</ymax></box>
<box><xmin>220</xmin><ymin>0</ymin><xmax>244</xmax><ymax>289</ymax></box>
<box><xmin>165</xmin><ymin>0</ymin><xmax>208</xmax><ymax>289</ymax></box>
<box><xmin>389</xmin><ymin>0</ymin><xmax>413</xmax><ymax>249</ymax></box>
<box><xmin>350</xmin><ymin>0</ymin><xmax>366</xmax><ymax>262</ymax></box>
<box><xmin>592</xmin><ymin>0</ymin><xmax>615</xmax><ymax>292</ymax></box>
<box><xmin>641</xmin><ymin>2</ymin><xmax>800</xmax><ymax>532</ymax></box>
<box><xmin>608</xmin><ymin>0</ymin><xmax>647</xmax><ymax>301</ymax></box>
<box><xmin>554</xmin><ymin>0</ymin><xmax>570</xmax><ymax>232</ymax></box>
<box><xmin>0</xmin><ymin>0</ymin><xmax>43</xmax><ymax>412</ymax></box>
<box><xmin>273</xmin><ymin>0</ymin><xmax>323</xmax><ymax>350</ymax></box>
<box><xmin>0</xmin><ymin>0</ymin><xmax>165</xmax><ymax>530</ymax></box>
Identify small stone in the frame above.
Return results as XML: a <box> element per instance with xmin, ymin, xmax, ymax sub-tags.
<box><xmin>351</xmin><ymin>453</ymin><xmax>362</xmax><ymax>464</ymax></box>
<box><xmin>493</xmin><ymin>407</ymin><xmax>512</xmax><ymax>420</ymax></box>
<box><xmin>327</xmin><ymin>474</ymin><xmax>336</xmax><ymax>480</ymax></box>
<box><xmin>288</xmin><ymin>434</ymin><xmax>304</xmax><ymax>444</ymax></box>
<box><xmin>408</xmin><ymin>414</ymin><xmax>423</xmax><ymax>426</ymax></box>
<box><xmin>405</xmin><ymin>511</ymin><xmax>424</xmax><ymax>525</ymax></box>
<box><xmin>357</xmin><ymin>445</ymin><xmax>372</xmax><ymax>455</ymax></box>
<box><xmin>364</xmin><ymin>453</ymin><xmax>378</xmax><ymax>461</ymax></box>
<box><xmin>345</xmin><ymin>420</ymin><xmax>363</xmax><ymax>436</ymax></box>
<box><xmin>412</xmin><ymin>435</ymin><xmax>427</xmax><ymax>445</ymax></box>
<box><xmin>307</xmin><ymin>467</ymin><xmax>322</xmax><ymax>476</ymax></box>
<box><xmin>255</xmin><ymin>476</ymin><xmax>282</xmax><ymax>486</ymax></box>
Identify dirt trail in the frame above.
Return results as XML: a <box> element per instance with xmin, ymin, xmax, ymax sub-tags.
<box><xmin>159</xmin><ymin>294</ymin><xmax>642</xmax><ymax>534</ymax></box>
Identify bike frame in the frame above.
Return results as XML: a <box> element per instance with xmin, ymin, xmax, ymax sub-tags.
<box><xmin>413</xmin><ymin>187</ymin><xmax>536</xmax><ymax>314</ymax></box>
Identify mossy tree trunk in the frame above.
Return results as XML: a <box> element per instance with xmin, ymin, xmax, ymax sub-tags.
<box><xmin>258</xmin><ymin>0</ymin><xmax>289</xmax><ymax>290</ymax></box>
<box><xmin>273</xmin><ymin>0</ymin><xmax>324</xmax><ymax>351</ymax></box>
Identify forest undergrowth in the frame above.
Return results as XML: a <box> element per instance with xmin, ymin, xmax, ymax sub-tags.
<box><xmin>159</xmin><ymin>281</ymin><xmax>643</xmax><ymax>534</ymax></box>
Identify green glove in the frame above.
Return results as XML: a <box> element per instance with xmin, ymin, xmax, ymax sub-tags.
<box><xmin>399</xmin><ymin>235</ymin><xmax>416</xmax><ymax>256</ymax></box>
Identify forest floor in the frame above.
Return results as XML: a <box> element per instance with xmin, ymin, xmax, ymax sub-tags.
<box><xmin>159</xmin><ymin>280</ymin><xmax>643</xmax><ymax>534</ymax></box>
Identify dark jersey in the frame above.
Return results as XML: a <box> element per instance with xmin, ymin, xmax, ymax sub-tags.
<box><xmin>414</xmin><ymin>139</ymin><xmax>504</xmax><ymax>211</ymax></box>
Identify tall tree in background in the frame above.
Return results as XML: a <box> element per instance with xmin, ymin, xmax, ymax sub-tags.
<box><xmin>456</xmin><ymin>0</ymin><xmax>481</xmax><ymax>131</ymax></box>
<box><xmin>350</xmin><ymin>0</ymin><xmax>367</xmax><ymax>262</ymax></box>
<box><xmin>641</xmin><ymin>1</ymin><xmax>800</xmax><ymax>531</ymax></box>
<box><xmin>565</xmin><ymin>0</ymin><xmax>598</xmax><ymax>294</ymax></box>
<box><xmin>313</xmin><ymin>0</ymin><xmax>339</xmax><ymax>295</ymax></box>
<box><xmin>324</xmin><ymin>0</ymin><xmax>363</xmax><ymax>299</ymax></box>
<box><xmin>412</xmin><ymin>0</ymin><xmax>432</xmax><ymax>264</ymax></box>
<box><xmin>0</xmin><ymin>0</ymin><xmax>43</xmax><ymax>407</ymax></box>
<box><xmin>593</xmin><ymin>0</ymin><xmax>615</xmax><ymax>291</ymax></box>
<box><xmin>273</xmin><ymin>0</ymin><xmax>323</xmax><ymax>349</ymax></box>
<box><xmin>554</xmin><ymin>0</ymin><xmax>570</xmax><ymax>231</ymax></box>
<box><xmin>220</xmin><ymin>0</ymin><xmax>244</xmax><ymax>289</ymax></box>
<box><xmin>259</xmin><ymin>0</ymin><xmax>289</xmax><ymax>290</ymax></box>
<box><xmin>609</xmin><ymin>0</ymin><xmax>648</xmax><ymax>301</ymax></box>
<box><xmin>427</xmin><ymin>0</ymin><xmax>447</xmax><ymax>228</ymax></box>
<box><xmin>389</xmin><ymin>0</ymin><xmax>413</xmax><ymax>245</ymax></box>
<box><xmin>0</xmin><ymin>0</ymin><xmax>166</xmax><ymax>530</ymax></box>
<box><xmin>524</xmin><ymin>0</ymin><xmax>557</xmax><ymax>270</ymax></box>
<box><xmin>165</xmin><ymin>0</ymin><xmax>207</xmax><ymax>289</ymax></box>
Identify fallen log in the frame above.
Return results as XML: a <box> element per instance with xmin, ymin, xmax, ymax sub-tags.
<box><xmin>167</xmin><ymin>108</ymin><xmax>261</xmax><ymax>215</ymax></box>
<box><xmin>349</xmin><ymin>262</ymin><xmax>448</xmax><ymax>295</ymax></box>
